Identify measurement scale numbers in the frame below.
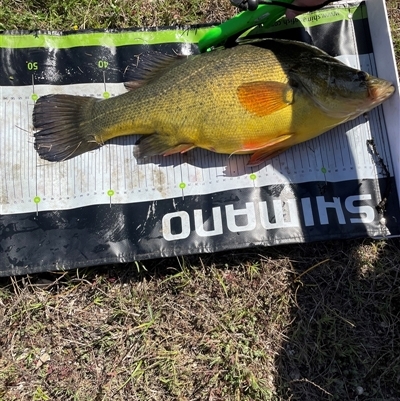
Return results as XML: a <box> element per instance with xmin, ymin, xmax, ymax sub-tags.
<box><xmin>0</xmin><ymin>29</ymin><xmax>394</xmax><ymax>216</ymax></box>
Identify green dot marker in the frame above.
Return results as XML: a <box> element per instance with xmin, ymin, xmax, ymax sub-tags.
<box><xmin>33</xmin><ymin>196</ymin><xmax>41</xmax><ymax>203</ymax></box>
<box><xmin>103</xmin><ymin>92</ymin><xmax>110</xmax><ymax>99</ymax></box>
<box><xmin>321</xmin><ymin>167</ymin><xmax>327</xmax><ymax>174</ymax></box>
<box><xmin>179</xmin><ymin>182</ymin><xmax>186</xmax><ymax>189</ymax></box>
<box><xmin>249</xmin><ymin>173</ymin><xmax>257</xmax><ymax>181</ymax></box>
<box><xmin>31</xmin><ymin>93</ymin><xmax>38</xmax><ymax>101</ymax></box>
<box><xmin>107</xmin><ymin>189</ymin><xmax>114</xmax><ymax>196</ymax></box>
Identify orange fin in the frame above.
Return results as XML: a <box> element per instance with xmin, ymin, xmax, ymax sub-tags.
<box><xmin>134</xmin><ymin>134</ymin><xmax>194</xmax><ymax>159</ymax></box>
<box><xmin>124</xmin><ymin>52</ymin><xmax>187</xmax><ymax>90</ymax></box>
<box><xmin>245</xmin><ymin>134</ymin><xmax>294</xmax><ymax>166</ymax></box>
<box><xmin>163</xmin><ymin>144</ymin><xmax>195</xmax><ymax>156</ymax></box>
<box><xmin>248</xmin><ymin>146</ymin><xmax>291</xmax><ymax>166</ymax></box>
<box><xmin>242</xmin><ymin>134</ymin><xmax>293</xmax><ymax>152</ymax></box>
<box><xmin>237</xmin><ymin>81</ymin><xmax>294</xmax><ymax>117</ymax></box>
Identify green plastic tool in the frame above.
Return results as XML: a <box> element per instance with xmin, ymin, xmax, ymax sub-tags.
<box><xmin>198</xmin><ymin>0</ymin><xmax>294</xmax><ymax>52</ymax></box>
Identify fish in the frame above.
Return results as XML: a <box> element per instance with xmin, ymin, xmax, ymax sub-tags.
<box><xmin>32</xmin><ymin>39</ymin><xmax>395</xmax><ymax>166</ymax></box>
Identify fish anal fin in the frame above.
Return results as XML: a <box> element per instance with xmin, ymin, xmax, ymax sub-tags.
<box><xmin>242</xmin><ymin>133</ymin><xmax>293</xmax><ymax>152</ymax></box>
<box><xmin>248</xmin><ymin>146</ymin><xmax>291</xmax><ymax>166</ymax></box>
<box><xmin>134</xmin><ymin>134</ymin><xmax>194</xmax><ymax>159</ymax></box>
<box><xmin>237</xmin><ymin>81</ymin><xmax>294</xmax><ymax>117</ymax></box>
<box><xmin>246</xmin><ymin>133</ymin><xmax>294</xmax><ymax>166</ymax></box>
<box><xmin>163</xmin><ymin>144</ymin><xmax>195</xmax><ymax>156</ymax></box>
<box><xmin>124</xmin><ymin>52</ymin><xmax>187</xmax><ymax>90</ymax></box>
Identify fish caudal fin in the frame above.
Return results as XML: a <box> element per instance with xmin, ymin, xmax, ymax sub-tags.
<box><xmin>33</xmin><ymin>94</ymin><xmax>101</xmax><ymax>162</ymax></box>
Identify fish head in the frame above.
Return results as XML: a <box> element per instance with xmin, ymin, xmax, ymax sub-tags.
<box><xmin>290</xmin><ymin>56</ymin><xmax>395</xmax><ymax>121</ymax></box>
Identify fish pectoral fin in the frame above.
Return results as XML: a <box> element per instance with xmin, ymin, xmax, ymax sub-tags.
<box><xmin>134</xmin><ymin>134</ymin><xmax>195</xmax><ymax>159</ymax></box>
<box><xmin>124</xmin><ymin>52</ymin><xmax>187</xmax><ymax>90</ymax></box>
<box><xmin>246</xmin><ymin>134</ymin><xmax>293</xmax><ymax>166</ymax></box>
<box><xmin>237</xmin><ymin>81</ymin><xmax>294</xmax><ymax>117</ymax></box>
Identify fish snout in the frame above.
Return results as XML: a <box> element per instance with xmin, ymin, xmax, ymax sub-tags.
<box><xmin>367</xmin><ymin>78</ymin><xmax>395</xmax><ymax>104</ymax></box>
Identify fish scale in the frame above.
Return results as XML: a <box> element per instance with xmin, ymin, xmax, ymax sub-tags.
<box><xmin>33</xmin><ymin>39</ymin><xmax>394</xmax><ymax>165</ymax></box>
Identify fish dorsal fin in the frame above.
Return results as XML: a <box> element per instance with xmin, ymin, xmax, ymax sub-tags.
<box><xmin>124</xmin><ymin>52</ymin><xmax>187</xmax><ymax>90</ymax></box>
<box><xmin>237</xmin><ymin>81</ymin><xmax>294</xmax><ymax>117</ymax></box>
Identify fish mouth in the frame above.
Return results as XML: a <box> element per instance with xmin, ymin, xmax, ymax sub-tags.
<box><xmin>368</xmin><ymin>79</ymin><xmax>395</xmax><ymax>104</ymax></box>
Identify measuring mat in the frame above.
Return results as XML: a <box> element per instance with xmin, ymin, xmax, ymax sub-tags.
<box><xmin>1</xmin><ymin>0</ymin><xmax>399</xmax><ymax>275</ymax></box>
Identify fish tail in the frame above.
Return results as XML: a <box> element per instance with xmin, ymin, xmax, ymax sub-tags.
<box><xmin>33</xmin><ymin>94</ymin><xmax>102</xmax><ymax>162</ymax></box>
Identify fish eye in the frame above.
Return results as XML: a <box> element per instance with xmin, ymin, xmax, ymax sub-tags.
<box><xmin>357</xmin><ymin>71</ymin><xmax>369</xmax><ymax>81</ymax></box>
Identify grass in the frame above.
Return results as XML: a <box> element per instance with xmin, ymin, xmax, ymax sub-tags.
<box><xmin>1</xmin><ymin>241</ymin><xmax>400</xmax><ymax>400</ymax></box>
<box><xmin>1</xmin><ymin>1</ymin><xmax>400</xmax><ymax>400</ymax></box>
<box><xmin>0</xmin><ymin>0</ymin><xmax>235</xmax><ymax>30</ymax></box>
<box><xmin>387</xmin><ymin>0</ymin><xmax>400</xmax><ymax>71</ymax></box>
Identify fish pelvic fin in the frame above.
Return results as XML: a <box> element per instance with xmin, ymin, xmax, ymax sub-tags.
<box><xmin>134</xmin><ymin>134</ymin><xmax>195</xmax><ymax>160</ymax></box>
<box><xmin>237</xmin><ymin>81</ymin><xmax>294</xmax><ymax>117</ymax></box>
<box><xmin>33</xmin><ymin>94</ymin><xmax>101</xmax><ymax>162</ymax></box>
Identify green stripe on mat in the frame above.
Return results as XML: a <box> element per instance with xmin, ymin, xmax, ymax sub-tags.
<box><xmin>0</xmin><ymin>28</ymin><xmax>210</xmax><ymax>49</ymax></box>
<box><xmin>0</xmin><ymin>4</ymin><xmax>366</xmax><ymax>49</ymax></box>
<box><xmin>259</xmin><ymin>5</ymin><xmax>366</xmax><ymax>33</ymax></box>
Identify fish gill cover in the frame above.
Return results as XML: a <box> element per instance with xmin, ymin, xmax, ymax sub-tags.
<box><xmin>0</xmin><ymin>1</ymin><xmax>399</xmax><ymax>276</ymax></box>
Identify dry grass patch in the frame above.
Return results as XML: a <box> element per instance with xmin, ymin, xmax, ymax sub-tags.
<box><xmin>1</xmin><ymin>239</ymin><xmax>400</xmax><ymax>400</ymax></box>
<box><xmin>0</xmin><ymin>0</ymin><xmax>235</xmax><ymax>30</ymax></box>
<box><xmin>1</xmin><ymin>1</ymin><xmax>400</xmax><ymax>400</ymax></box>
<box><xmin>276</xmin><ymin>239</ymin><xmax>400</xmax><ymax>400</ymax></box>
<box><xmin>387</xmin><ymin>0</ymin><xmax>400</xmax><ymax>71</ymax></box>
<box><xmin>0</xmin><ymin>252</ymin><xmax>296</xmax><ymax>400</ymax></box>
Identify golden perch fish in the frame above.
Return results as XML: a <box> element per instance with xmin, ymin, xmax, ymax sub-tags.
<box><xmin>33</xmin><ymin>39</ymin><xmax>395</xmax><ymax>166</ymax></box>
